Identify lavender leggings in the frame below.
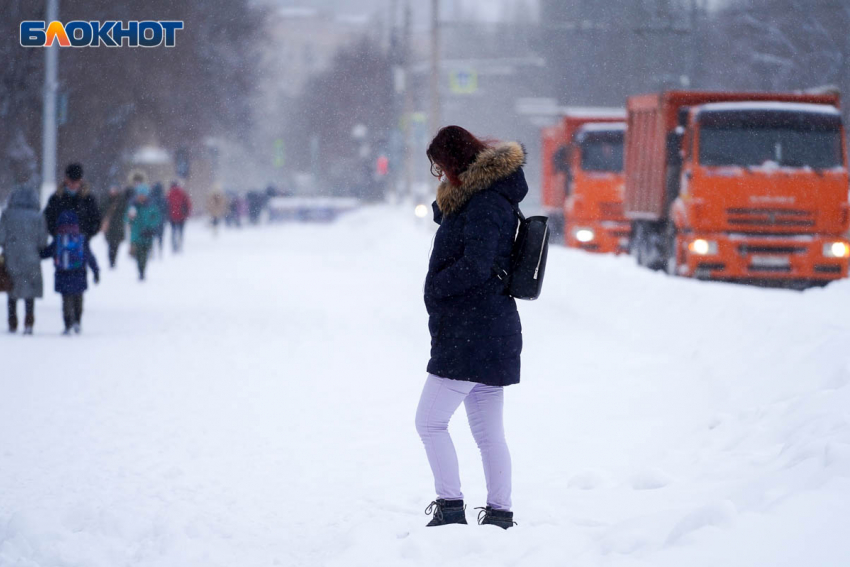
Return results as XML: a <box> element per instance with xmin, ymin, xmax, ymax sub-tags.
<box><xmin>415</xmin><ymin>374</ymin><xmax>512</xmax><ymax>511</ymax></box>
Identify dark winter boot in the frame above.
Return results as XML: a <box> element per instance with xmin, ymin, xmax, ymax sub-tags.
<box><xmin>476</xmin><ymin>507</ymin><xmax>516</xmax><ymax>530</ymax></box>
<box><xmin>23</xmin><ymin>312</ymin><xmax>34</xmax><ymax>335</ymax></box>
<box><xmin>8</xmin><ymin>313</ymin><xmax>17</xmax><ymax>333</ymax></box>
<box><xmin>425</xmin><ymin>499</ymin><xmax>467</xmax><ymax>527</ymax></box>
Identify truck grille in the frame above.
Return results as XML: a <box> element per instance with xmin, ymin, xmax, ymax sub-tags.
<box><xmin>726</xmin><ymin>208</ymin><xmax>815</xmax><ymax>228</ymax></box>
<box><xmin>748</xmin><ymin>264</ymin><xmax>792</xmax><ymax>273</ymax></box>
<box><xmin>737</xmin><ymin>244</ymin><xmax>807</xmax><ymax>255</ymax></box>
<box><xmin>599</xmin><ymin>202</ymin><xmax>623</xmax><ymax>217</ymax></box>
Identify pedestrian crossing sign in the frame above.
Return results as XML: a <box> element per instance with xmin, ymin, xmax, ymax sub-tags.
<box><xmin>449</xmin><ymin>69</ymin><xmax>478</xmax><ymax>94</ymax></box>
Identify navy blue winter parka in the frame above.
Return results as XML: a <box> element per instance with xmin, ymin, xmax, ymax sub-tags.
<box><xmin>424</xmin><ymin>142</ymin><xmax>528</xmax><ymax>387</ymax></box>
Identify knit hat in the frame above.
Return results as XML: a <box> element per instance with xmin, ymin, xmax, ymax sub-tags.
<box><xmin>65</xmin><ymin>163</ymin><xmax>83</xmax><ymax>181</ymax></box>
<box><xmin>135</xmin><ymin>183</ymin><xmax>151</xmax><ymax>198</ymax></box>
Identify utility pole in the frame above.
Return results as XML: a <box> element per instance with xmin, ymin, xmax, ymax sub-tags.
<box><xmin>402</xmin><ymin>0</ymin><xmax>414</xmax><ymax>198</ymax></box>
<box><xmin>429</xmin><ymin>0</ymin><xmax>441</xmax><ymax>137</ymax></box>
<box><xmin>687</xmin><ymin>0</ymin><xmax>704</xmax><ymax>89</ymax></box>
<box><xmin>41</xmin><ymin>0</ymin><xmax>59</xmax><ymax>205</ymax></box>
<box><xmin>388</xmin><ymin>0</ymin><xmax>398</xmax><ymax>51</ymax></box>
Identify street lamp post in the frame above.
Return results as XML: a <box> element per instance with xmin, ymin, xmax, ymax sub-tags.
<box><xmin>41</xmin><ymin>0</ymin><xmax>59</xmax><ymax>205</ymax></box>
<box><xmin>429</xmin><ymin>0</ymin><xmax>440</xmax><ymax>137</ymax></box>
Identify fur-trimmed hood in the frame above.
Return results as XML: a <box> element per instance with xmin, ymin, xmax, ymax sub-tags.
<box><xmin>436</xmin><ymin>141</ymin><xmax>527</xmax><ymax>215</ymax></box>
<box><xmin>56</xmin><ymin>180</ymin><xmax>92</xmax><ymax>197</ymax></box>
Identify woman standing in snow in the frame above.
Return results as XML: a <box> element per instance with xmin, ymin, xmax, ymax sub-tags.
<box><xmin>416</xmin><ymin>126</ymin><xmax>526</xmax><ymax>530</ymax></box>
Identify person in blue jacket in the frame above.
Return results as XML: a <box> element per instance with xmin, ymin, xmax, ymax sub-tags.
<box><xmin>41</xmin><ymin>210</ymin><xmax>99</xmax><ymax>334</ymax></box>
<box><xmin>416</xmin><ymin>126</ymin><xmax>527</xmax><ymax>530</ymax></box>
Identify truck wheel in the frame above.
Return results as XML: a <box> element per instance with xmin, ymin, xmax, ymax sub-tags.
<box><xmin>643</xmin><ymin>225</ymin><xmax>665</xmax><ymax>271</ymax></box>
<box><xmin>664</xmin><ymin>225</ymin><xmax>678</xmax><ymax>276</ymax></box>
<box><xmin>550</xmin><ymin>213</ymin><xmax>565</xmax><ymax>243</ymax></box>
<box><xmin>634</xmin><ymin>223</ymin><xmax>646</xmax><ymax>266</ymax></box>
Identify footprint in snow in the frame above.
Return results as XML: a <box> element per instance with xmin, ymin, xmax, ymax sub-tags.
<box><xmin>567</xmin><ymin>470</ymin><xmax>608</xmax><ymax>490</ymax></box>
<box><xmin>665</xmin><ymin>501</ymin><xmax>737</xmax><ymax>546</ymax></box>
<box><xmin>630</xmin><ymin>469</ymin><xmax>673</xmax><ymax>490</ymax></box>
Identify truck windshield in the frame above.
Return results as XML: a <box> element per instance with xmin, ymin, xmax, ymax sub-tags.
<box><xmin>580</xmin><ymin>133</ymin><xmax>624</xmax><ymax>172</ymax></box>
<box><xmin>698</xmin><ymin>110</ymin><xmax>844</xmax><ymax>169</ymax></box>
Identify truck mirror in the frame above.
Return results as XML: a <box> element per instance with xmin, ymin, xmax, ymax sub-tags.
<box><xmin>553</xmin><ymin>145</ymin><xmax>569</xmax><ymax>173</ymax></box>
<box><xmin>666</xmin><ymin>132</ymin><xmax>684</xmax><ymax>166</ymax></box>
<box><xmin>678</xmin><ymin>107</ymin><xmax>690</xmax><ymax>128</ymax></box>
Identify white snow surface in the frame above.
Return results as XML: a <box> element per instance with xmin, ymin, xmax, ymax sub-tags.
<box><xmin>2</xmin><ymin>205</ymin><xmax>850</xmax><ymax>566</ymax></box>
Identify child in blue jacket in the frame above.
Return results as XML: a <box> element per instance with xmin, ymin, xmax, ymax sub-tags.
<box><xmin>41</xmin><ymin>210</ymin><xmax>100</xmax><ymax>334</ymax></box>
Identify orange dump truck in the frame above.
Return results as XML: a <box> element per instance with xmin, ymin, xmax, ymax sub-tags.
<box><xmin>540</xmin><ymin>109</ymin><xmax>626</xmax><ymax>240</ymax></box>
<box><xmin>563</xmin><ymin>123</ymin><xmax>630</xmax><ymax>252</ymax></box>
<box><xmin>625</xmin><ymin>91</ymin><xmax>850</xmax><ymax>286</ymax></box>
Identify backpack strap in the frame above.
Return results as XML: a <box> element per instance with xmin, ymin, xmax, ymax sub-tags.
<box><xmin>491</xmin><ymin>204</ymin><xmax>524</xmax><ymax>284</ymax></box>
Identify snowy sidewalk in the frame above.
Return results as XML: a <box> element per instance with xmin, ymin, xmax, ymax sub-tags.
<box><xmin>1</xmin><ymin>206</ymin><xmax>849</xmax><ymax>566</ymax></box>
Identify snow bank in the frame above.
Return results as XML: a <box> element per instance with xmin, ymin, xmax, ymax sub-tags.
<box><xmin>1</xmin><ymin>206</ymin><xmax>849</xmax><ymax>566</ymax></box>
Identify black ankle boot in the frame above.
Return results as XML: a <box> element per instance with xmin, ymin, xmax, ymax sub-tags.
<box><xmin>8</xmin><ymin>314</ymin><xmax>17</xmax><ymax>333</ymax></box>
<box><xmin>476</xmin><ymin>506</ymin><xmax>516</xmax><ymax>529</ymax></box>
<box><xmin>425</xmin><ymin>499</ymin><xmax>467</xmax><ymax>527</ymax></box>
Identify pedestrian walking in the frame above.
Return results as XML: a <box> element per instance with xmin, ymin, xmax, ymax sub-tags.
<box><xmin>166</xmin><ymin>181</ymin><xmax>192</xmax><ymax>252</ymax></box>
<box><xmin>416</xmin><ymin>126</ymin><xmax>527</xmax><ymax>530</ymax></box>
<box><xmin>246</xmin><ymin>190</ymin><xmax>267</xmax><ymax>225</ymax></box>
<box><xmin>41</xmin><ymin>210</ymin><xmax>100</xmax><ymax>335</ymax></box>
<box><xmin>207</xmin><ymin>190</ymin><xmax>226</xmax><ymax>236</ymax></box>
<box><xmin>126</xmin><ymin>181</ymin><xmax>162</xmax><ymax>281</ymax></box>
<box><xmin>225</xmin><ymin>191</ymin><xmax>242</xmax><ymax>228</ymax></box>
<box><xmin>100</xmin><ymin>185</ymin><xmax>129</xmax><ymax>268</ymax></box>
<box><xmin>151</xmin><ymin>183</ymin><xmax>168</xmax><ymax>257</ymax></box>
<box><xmin>0</xmin><ymin>185</ymin><xmax>48</xmax><ymax>334</ymax></box>
<box><xmin>43</xmin><ymin>163</ymin><xmax>101</xmax><ymax>239</ymax></box>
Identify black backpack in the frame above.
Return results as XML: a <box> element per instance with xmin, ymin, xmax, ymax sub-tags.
<box><xmin>495</xmin><ymin>209</ymin><xmax>549</xmax><ymax>300</ymax></box>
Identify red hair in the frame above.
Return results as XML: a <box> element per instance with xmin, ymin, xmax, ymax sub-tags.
<box><xmin>427</xmin><ymin>126</ymin><xmax>492</xmax><ymax>186</ymax></box>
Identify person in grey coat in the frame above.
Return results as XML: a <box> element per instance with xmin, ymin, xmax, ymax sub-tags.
<box><xmin>0</xmin><ymin>186</ymin><xmax>48</xmax><ymax>334</ymax></box>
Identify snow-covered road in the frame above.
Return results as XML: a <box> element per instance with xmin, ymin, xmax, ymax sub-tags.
<box><xmin>2</xmin><ymin>206</ymin><xmax>849</xmax><ymax>566</ymax></box>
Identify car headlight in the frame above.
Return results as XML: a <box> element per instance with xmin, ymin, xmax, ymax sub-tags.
<box><xmin>574</xmin><ymin>228</ymin><xmax>595</xmax><ymax>243</ymax></box>
<box><xmin>688</xmin><ymin>239</ymin><xmax>718</xmax><ymax>255</ymax></box>
<box><xmin>823</xmin><ymin>241</ymin><xmax>850</xmax><ymax>258</ymax></box>
<box><xmin>414</xmin><ymin>204</ymin><xmax>429</xmax><ymax>218</ymax></box>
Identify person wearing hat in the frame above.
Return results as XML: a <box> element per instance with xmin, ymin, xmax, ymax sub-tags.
<box><xmin>125</xmin><ymin>173</ymin><xmax>162</xmax><ymax>281</ymax></box>
<box><xmin>43</xmin><ymin>163</ymin><xmax>101</xmax><ymax>239</ymax></box>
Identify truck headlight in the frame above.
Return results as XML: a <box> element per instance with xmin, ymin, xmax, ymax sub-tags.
<box><xmin>688</xmin><ymin>239</ymin><xmax>718</xmax><ymax>256</ymax></box>
<box><xmin>823</xmin><ymin>241</ymin><xmax>850</xmax><ymax>258</ymax></box>
<box><xmin>574</xmin><ymin>228</ymin><xmax>595</xmax><ymax>243</ymax></box>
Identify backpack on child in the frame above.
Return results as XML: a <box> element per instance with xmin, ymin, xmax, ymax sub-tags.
<box><xmin>54</xmin><ymin>210</ymin><xmax>86</xmax><ymax>270</ymax></box>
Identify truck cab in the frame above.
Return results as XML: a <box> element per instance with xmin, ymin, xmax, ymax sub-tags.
<box><xmin>563</xmin><ymin>123</ymin><xmax>630</xmax><ymax>253</ymax></box>
<box><xmin>540</xmin><ymin>109</ymin><xmax>626</xmax><ymax>241</ymax></box>
<box><xmin>671</xmin><ymin>101</ymin><xmax>850</xmax><ymax>282</ymax></box>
